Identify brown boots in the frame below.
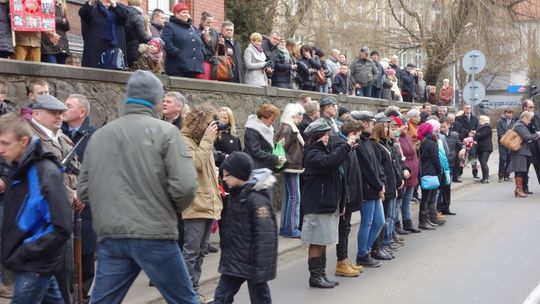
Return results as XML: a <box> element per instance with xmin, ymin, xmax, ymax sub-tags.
<box><xmin>515</xmin><ymin>176</ymin><xmax>527</xmax><ymax>198</ymax></box>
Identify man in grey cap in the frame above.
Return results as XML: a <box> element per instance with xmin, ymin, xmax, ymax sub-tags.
<box><xmin>77</xmin><ymin>70</ymin><xmax>199</xmax><ymax>303</ymax></box>
<box><xmin>319</xmin><ymin>97</ymin><xmax>339</xmax><ymax>144</ymax></box>
<box><xmin>29</xmin><ymin>94</ymin><xmax>81</xmax><ymax>303</ymax></box>
<box><xmin>350</xmin><ymin>47</ymin><xmax>379</xmax><ymax>97</ymax></box>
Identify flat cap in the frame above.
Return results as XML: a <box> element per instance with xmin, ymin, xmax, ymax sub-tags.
<box><xmin>320</xmin><ymin>96</ymin><xmax>337</xmax><ymax>107</ymax></box>
<box><xmin>406</xmin><ymin>63</ymin><xmax>416</xmax><ymax>68</ymax></box>
<box><xmin>351</xmin><ymin>110</ymin><xmax>376</xmax><ymax>122</ymax></box>
<box><xmin>304</xmin><ymin>118</ymin><xmax>331</xmax><ymax>135</ymax></box>
<box><xmin>31</xmin><ymin>95</ymin><xmax>68</xmax><ymax>111</ymax></box>
<box><xmin>374</xmin><ymin>112</ymin><xmax>393</xmax><ymax>123</ymax></box>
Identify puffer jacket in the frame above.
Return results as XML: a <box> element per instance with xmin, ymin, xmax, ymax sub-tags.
<box><xmin>218</xmin><ymin>169</ymin><xmax>278</xmax><ymax>283</ymax></box>
<box><xmin>125</xmin><ymin>5</ymin><xmax>152</xmax><ymax>67</ymax></box>
<box><xmin>41</xmin><ymin>4</ymin><xmax>70</xmax><ymax>55</ymax></box>
<box><xmin>419</xmin><ymin>136</ymin><xmax>441</xmax><ymax>177</ymax></box>
<box><xmin>181</xmin><ymin>130</ymin><xmax>223</xmax><ymax>220</ymax></box>
<box><xmin>77</xmin><ymin>104</ymin><xmax>197</xmax><ymax>241</ymax></box>
<box><xmin>0</xmin><ymin>3</ymin><xmax>14</xmax><ymax>54</ymax></box>
<box><xmin>275</xmin><ymin>121</ymin><xmax>304</xmax><ymax>173</ymax></box>
<box><xmin>350</xmin><ymin>57</ymin><xmax>379</xmax><ymax>87</ymax></box>
<box><xmin>301</xmin><ymin>140</ymin><xmax>351</xmax><ymax>214</ymax></box>
<box><xmin>244</xmin><ymin>115</ymin><xmax>278</xmax><ymax>170</ymax></box>
<box><xmin>2</xmin><ymin>139</ymin><xmax>72</xmax><ymax>274</ymax></box>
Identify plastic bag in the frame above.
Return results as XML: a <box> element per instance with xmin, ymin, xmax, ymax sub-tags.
<box><xmin>272</xmin><ymin>142</ymin><xmax>287</xmax><ymax>170</ymax></box>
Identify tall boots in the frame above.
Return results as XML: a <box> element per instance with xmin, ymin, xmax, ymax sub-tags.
<box><xmin>308</xmin><ymin>256</ymin><xmax>336</xmax><ymax>288</ymax></box>
<box><xmin>429</xmin><ymin>203</ymin><xmax>445</xmax><ymax>226</ymax></box>
<box><xmin>320</xmin><ymin>253</ymin><xmax>339</xmax><ymax>286</ymax></box>
<box><xmin>403</xmin><ymin>219</ymin><xmax>421</xmax><ymax>233</ymax></box>
<box><xmin>515</xmin><ymin>176</ymin><xmax>527</xmax><ymax>198</ymax></box>
<box><xmin>418</xmin><ymin>210</ymin><xmax>435</xmax><ymax>230</ymax></box>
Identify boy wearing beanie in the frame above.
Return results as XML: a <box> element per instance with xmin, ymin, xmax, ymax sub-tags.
<box><xmin>214</xmin><ymin>152</ymin><xmax>278</xmax><ymax>304</ymax></box>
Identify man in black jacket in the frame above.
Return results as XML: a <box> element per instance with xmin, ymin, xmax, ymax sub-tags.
<box><xmin>457</xmin><ymin>104</ymin><xmax>480</xmax><ymax>178</ymax></box>
<box><xmin>220</xmin><ymin>21</ymin><xmax>244</xmax><ymax>83</ymax></box>
<box><xmin>521</xmin><ymin>99</ymin><xmax>540</xmax><ymax>193</ymax></box>
<box><xmin>350</xmin><ymin>110</ymin><xmax>385</xmax><ymax>268</ymax></box>
<box><xmin>448</xmin><ymin>113</ymin><xmax>464</xmax><ymax>182</ymax></box>
<box><xmin>496</xmin><ymin>107</ymin><xmax>516</xmax><ymax>182</ymax></box>
<box><xmin>61</xmin><ymin>93</ymin><xmax>97</xmax><ymax>303</ymax></box>
<box><xmin>0</xmin><ymin>113</ymin><xmax>72</xmax><ymax>303</ymax></box>
<box><xmin>214</xmin><ymin>152</ymin><xmax>277</xmax><ymax>303</ymax></box>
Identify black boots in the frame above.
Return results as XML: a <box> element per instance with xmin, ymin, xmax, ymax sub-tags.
<box><xmin>308</xmin><ymin>257</ymin><xmax>336</xmax><ymax>288</ymax></box>
<box><xmin>419</xmin><ymin>210</ymin><xmax>436</xmax><ymax>230</ymax></box>
<box><xmin>395</xmin><ymin>221</ymin><xmax>409</xmax><ymax>235</ymax></box>
<box><xmin>320</xmin><ymin>253</ymin><xmax>339</xmax><ymax>286</ymax></box>
<box><xmin>403</xmin><ymin>219</ymin><xmax>421</xmax><ymax>233</ymax></box>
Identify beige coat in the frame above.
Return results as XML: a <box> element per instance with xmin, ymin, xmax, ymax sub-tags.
<box><xmin>29</xmin><ymin>120</ymin><xmax>79</xmax><ymax>203</ymax></box>
<box><xmin>181</xmin><ymin>130</ymin><xmax>223</xmax><ymax>220</ymax></box>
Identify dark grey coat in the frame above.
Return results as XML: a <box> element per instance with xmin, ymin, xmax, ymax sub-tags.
<box><xmin>0</xmin><ymin>3</ymin><xmax>13</xmax><ymax>55</ymax></box>
<box><xmin>512</xmin><ymin>120</ymin><xmax>539</xmax><ymax>157</ymax></box>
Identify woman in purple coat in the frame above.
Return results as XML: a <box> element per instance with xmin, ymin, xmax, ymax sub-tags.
<box><xmin>398</xmin><ymin>116</ymin><xmax>421</xmax><ymax>233</ymax></box>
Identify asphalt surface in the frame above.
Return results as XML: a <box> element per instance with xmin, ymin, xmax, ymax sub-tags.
<box><xmin>229</xmin><ymin>177</ymin><xmax>540</xmax><ymax>304</ymax></box>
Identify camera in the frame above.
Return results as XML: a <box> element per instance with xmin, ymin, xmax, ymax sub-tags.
<box><xmin>212</xmin><ymin>120</ymin><xmax>229</xmax><ymax>131</ymax></box>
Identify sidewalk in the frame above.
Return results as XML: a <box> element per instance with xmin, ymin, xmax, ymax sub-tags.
<box><xmin>122</xmin><ymin>150</ymin><xmax>501</xmax><ymax>304</ymax></box>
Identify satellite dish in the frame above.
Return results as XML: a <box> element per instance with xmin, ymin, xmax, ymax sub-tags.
<box><xmin>462</xmin><ymin>50</ymin><xmax>486</xmax><ymax>75</ymax></box>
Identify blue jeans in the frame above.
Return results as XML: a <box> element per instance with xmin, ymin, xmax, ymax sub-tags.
<box><xmin>214</xmin><ymin>274</ymin><xmax>272</xmax><ymax>304</ymax></box>
<box><xmin>280</xmin><ymin>173</ymin><xmax>301</xmax><ymax>237</ymax></box>
<box><xmin>401</xmin><ymin>187</ymin><xmax>414</xmax><ymax>221</ymax></box>
<box><xmin>384</xmin><ymin>198</ymin><xmax>397</xmax><ymax>246</ymax></box>
<box><xmin>12</xmin><ymin>272</ymin><xmax>63</xmax><ymax>304</ymax></box>
<box><xmin>91</xmin><ymin>239</ymin><xmax>198</xmax><ymax>304</ymax></box>
<box><xmin>371</xmin><ymin>87</ymin><xmax>382</xmax><ymax>99</ymax></box>
<box><xmin>355</xmin><ymin>84</ymin><xmax>372</xmax><ymax>97</ymax></box>
<box><xmin>319</xmin><ymin>84</ymin><xmax>329</xmax><ymax>93</ymax></box>
<box><xmin>41</xmin><ymin>53</ymin><xmax>67</xmax><ymax>64</ymax></box>
<box><xmin>357</xmin><ymin>199</ymin><xmax>385</xmax><ymax>256</ymax></box>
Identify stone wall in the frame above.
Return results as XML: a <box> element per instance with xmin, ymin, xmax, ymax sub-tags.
<box><xmin>0</xmin><ymin>59</ymin><xmax>419</xmax><ymax>134</ymax></box>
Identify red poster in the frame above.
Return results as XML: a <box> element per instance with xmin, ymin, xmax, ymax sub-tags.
<box><xmin>10</xmin><ymin>0</ymin><xmax>55</xmax><ymax>32</ymax></box>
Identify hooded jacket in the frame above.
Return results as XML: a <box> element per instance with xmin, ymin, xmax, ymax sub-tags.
<box><xmin>77</xmin><ymin>104</ymin><xmax>197</xmax><ymax>241</ymax></box>
<box><xmin>1</xmin><ymin>139</ymin><xmax>72</xmax><ymax>274</ymax></box>
<box><xmin>218</xmin><ymin>169</ymin><xmax>278</xmax><ymax>283</ymax></box>
<box><xmin>244</xmin><ymin>115</ymin><xmax>278</xmax><ymax>170</ymax></box>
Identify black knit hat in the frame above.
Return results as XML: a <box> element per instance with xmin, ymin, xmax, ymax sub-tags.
<box><xmin>221</xmin><ymin>152</ymin><xmax>254</xmax><ymax>181</ymax></box>
<box><xmin>338</xmin><ymin>106</ymin><xmax>350</xmax><ymax>118</ymax></box>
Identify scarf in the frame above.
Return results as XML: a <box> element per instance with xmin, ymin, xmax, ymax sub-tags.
<box><xmin>97</xmin><ymin>2</ymin><xmax>118</xmax><ymax>46</ymax></box>
<box><xmin>278</xmin><ymin>45</ymin><xmax>291</xmax><ymax>64</ymax></box>
<box><xmin>252</xmin><ymin>42</ymin><xmax>263</xmax><ymax>53</ymax></box>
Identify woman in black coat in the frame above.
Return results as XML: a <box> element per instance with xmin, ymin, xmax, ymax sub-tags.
<box><xmin>417</xmin><ymin>123</ymin><xmax>441</xmax><ymax>230</ymax></box>
<box><xmin>301</xmin><ymin>119</ymin><xmax>355</xmax><ymax>289</ymax></box>
<box><xmin>296</xmin><ymin>45</ymin><xmax>321</xmax><ymax>92</ymax></box>
<box><xmin>162</xmin><ymin>3</ymin><xmax>204</xmax><ymax>77</ymax></box>
<box><xmin>214</xmin><ymin>107</ymin><xmax>242</xmax><ymax>167</ymax></box>
<box><xmin>507</xmin><ymin>111</ymin><xmax>540</xmax><ymax>197</ymax></box>
<box><xmin>271</xmin><ymin>41</ymin><xmax>294</xmax><ymax>89</ymax></box>
<box><xmin>244</xmin><ymin>104</ymin><xmax>283</xmax><ymax>170</ymax></box>
<box><xmin>79</xmin><ymin>0</ymin><xmax>128</xmax><ymax>68</ymax></box>
<box><xmin>475</xmin><ymin>115</ymin><xmax>493</xmax><ymax>183</ymax></box>
<box><xmin>41</xmin><ymin>0</ymin><xmax>70</xmax><ymax>64</ymax></box>
<box><xmin>124</xmin><ymin>0</ymin><xmax>151</xmax><ymax>68</ymax></box>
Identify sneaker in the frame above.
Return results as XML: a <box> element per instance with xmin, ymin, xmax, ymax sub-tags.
<box><xmin>0</xmin><ymin>283</ymin><xmax>13</xmax><ymax>298</ymax></box>
<box><xmin>356</xmin><ymin>254</ymin><xmax>382</xmax><ymax>267</ymax></box>
<box><xmin>198</xmin><ymin>294</ymin><xmax>214</xmax><ymax>304</ymax></box>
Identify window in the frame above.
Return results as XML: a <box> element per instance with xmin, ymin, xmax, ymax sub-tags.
<box><xmin>147</xmin><ymin>0</ymin><xmax>175</xmax><ymax>14</ymax></box>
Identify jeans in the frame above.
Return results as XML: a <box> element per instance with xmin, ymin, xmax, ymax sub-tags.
<box><xmin>319</xmin><ymin>84</ymin><xmax>329</xmax><ymax>93</ymax></box>
<box><xmin>41</xmin><ymin>53</ymin><xmax>67</xmax><ymax>64</ymax></box>
<box><xmin>357</xmin><ymin>199</ymin><xmax>385</xmax><ymax>256</ymax></box>
<box><xmin>280</xmin><ymin>173</ymin><xmax>301</xmax><ymax>238</ymax></box>
<box><xmin>12</xmin><ymin>272</ymin><xmax>63</xmax><ymax>304</ymax></box>
<box><xmin>401</xmin><ymin>187</ymin><xmax>414</xmax><ymax>221</ymax></box>
<box><xmin>91</xmin><ymin>239</ymin><xmax>198</xmax><ymax>304</ymax></box>
<box><xmin>183</xmin><ymin>219</ymin><xmax>212</xmax><ymax>290</ymax></box>
<box><xmin>214</xmin><ymin>274</ymin><xmax>272</xmax><ymax>304</ymax></box>
<box><xmin>383</xmin><ymin>198</ymin><xmax>397</xmax><ymax>246</ymax></box>
<box><xmin>371</xmin><ymin>87</ymin><xmax>382</xmax><ymax>99</ymax></box>
<box><xmin>355</xmin><ymin>84</ymin><xmax>372</xmax><ymax>97</ymax></box>
<box><xmin>498</xmin><ymin>147</ymin><xmax>511</xmax><ymax>177</ymax></box>
<box><xmin>478</xmin><ymin>151</ymin><xmax>491</xmax><ymax>180</ymax></box>
<box><xmin>336</xmin><ymin>208</ymin><xmax>353</xmax><ymax>261</ymax></box>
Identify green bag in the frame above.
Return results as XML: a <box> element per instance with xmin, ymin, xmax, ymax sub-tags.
<box><xmin>272</xmin><ymin>142</ymin><xmax>287</xmax><ymax>169</ymax></box>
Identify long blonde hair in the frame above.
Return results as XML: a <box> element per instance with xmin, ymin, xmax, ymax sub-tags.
<box><xmin>219</xmin><ymin>107</ymin><xmax>238</xmax><ymax>136</ymax></box>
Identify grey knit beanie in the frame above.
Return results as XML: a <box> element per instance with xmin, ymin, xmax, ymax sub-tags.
<box><xmin>126</xmin><ymin>70</ymin><xmax>164</xmax><ymax>107</ymax></box>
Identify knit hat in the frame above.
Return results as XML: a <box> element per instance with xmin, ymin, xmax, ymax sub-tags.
<box><xmin>126</xmin><ymin>70</ymin><xmax>164</xmax><ymax>108</ymax></box>
<box><xmin>173</xmin><ymin>2</ymin><xmax>189</xmax><ymax>13</ymax></box>
<box><xmin>338</xmin><ymin>106</ymin><xmax>350</xmax><ymax>118</ymax></box>
<box><xmin>148</xmin><ymin>38</ymin><xmax>162</xmax><ymax>53</ymax></box>
<box><xmin>426</xmin><ymin>119</ymin><xmax>441</xmax><ymax>132</ymax></box>
<box><xmin>417</xmin><ymin>123</ymin><xmax>433</xmax><ymax>141</ymax></box>
<box><xmin>221</xmin><ymin>152</ymin><xmax>254</xmax><ymax>181</ymax></box>
<box><xmin>386</xmin><ymin>68</ymin><xmax>396</xmax><ymax>76</ymax></box>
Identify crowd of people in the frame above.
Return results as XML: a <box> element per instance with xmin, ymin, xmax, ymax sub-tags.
<box><xmin>3</xmin><ymin>71</ymin><xmax>533</xmax><ymax>303</ymax></box>
<box><xmin>0</xmin><ymin>1</ymin><xmax>458</xmax><ymax>104</ymax></box>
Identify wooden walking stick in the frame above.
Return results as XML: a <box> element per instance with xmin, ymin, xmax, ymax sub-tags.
<box><xmin>74</xmin><ymin>211</ymin><xmax>83</xmax><ymax>304</ymax></box>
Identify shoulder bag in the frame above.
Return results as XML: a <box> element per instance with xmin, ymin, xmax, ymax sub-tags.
<box><xmin>500</xmin><ymin>127</ymin><xmax>522</xmax><ymax>152</ymax></box>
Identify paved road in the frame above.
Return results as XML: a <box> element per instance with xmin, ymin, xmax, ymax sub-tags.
<box><xmin>228</xmin><ymin>179</ymin><xmax>540</xmax><ymax>304</ymax></box>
